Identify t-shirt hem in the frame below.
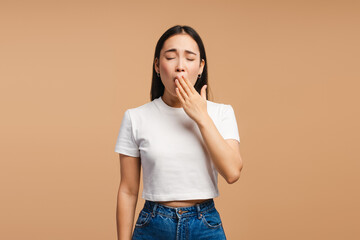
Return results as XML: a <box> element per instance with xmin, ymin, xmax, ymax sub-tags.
<box><xmin>114</xmin><ymin>147</ymin><xmax>140</xmax><ymax>157</ymax></box>
<box><xmin>223</xmin><ymin>136</ymin><xmax>240</xmax><ymax>142</ymax></box>
<box><xmin>142</xmin><ymin>191</ymin><xmax>219</xmax><ymax>201</ymax></box>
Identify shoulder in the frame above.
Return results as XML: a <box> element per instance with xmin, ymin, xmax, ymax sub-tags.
<box><xmin>206</xmin><ymin>99</ymin><xmax>234</xmax><ymax>115</ymax></box>
<box><xmin>124</xmin><ymin>100</ymin><xmax>156</xmax><ymax>120</ymax></box>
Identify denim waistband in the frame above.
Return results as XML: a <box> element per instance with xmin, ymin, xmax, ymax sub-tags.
<box><xmin>143</xmin><ymin>198</ymin><xmax>215</xmax><ymax>219</ymax></box>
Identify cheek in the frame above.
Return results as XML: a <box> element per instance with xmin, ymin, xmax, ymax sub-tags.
<box><xmin>159</xmin><ymin>60</ymin><xmax>172</xmax><ymax>75</ymax></box>
<box><xmin>189</xmin><ymin>66</ymin><xmax>200</xmax><ymax>80</ymax></box>
<box><xmin>159</xmin><ymin>62</ymin><xmax>175</xmax><ymax>88</ymax></box>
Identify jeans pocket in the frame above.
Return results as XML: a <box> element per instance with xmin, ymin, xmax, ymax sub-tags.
<box><xmin>135</xmin><ymin>210</ymin><xmax>151</xmax><ymax>228</ymax></box>
<box><xmin>201</xmin><ymin>207</ymin><xmax>223</xmax><ymax>229</ymax></box>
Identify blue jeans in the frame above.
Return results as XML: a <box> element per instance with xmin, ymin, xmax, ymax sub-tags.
<box><xmin>132</xmin><ymin>198</ymin><xmax>227</xmax><ymax>240</ymax></box>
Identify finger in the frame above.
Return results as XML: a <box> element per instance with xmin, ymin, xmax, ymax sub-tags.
<box><xmin>178</xmin><ymin>76</ymin><xmax>192</xmax><ymax>97</ymax></box>
<box><xmin>201</xmin><ymin>85</ymin><xmax>207</xmax><ymax>100</ymax></box>
<box><xmin>175</xmin><ymin>78</ymin><xmax>189</xmax><ymax>100</ymax></box>
<box><xmin>182</xmin><ymin>75</ymin><xmax>195</xmax><ymax>94</ymax></box>
<box><xmin>175</xmin><ymin>86</ymin><xmax>185</xmax><ymax>104</ymax></box>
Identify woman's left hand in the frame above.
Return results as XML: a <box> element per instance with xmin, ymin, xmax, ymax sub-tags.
<box><xmin>175</xmin><ymin>75</ymin><xmax>208</xmax><ymax>124</ymax></box>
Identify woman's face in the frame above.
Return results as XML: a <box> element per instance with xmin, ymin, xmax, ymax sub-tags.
<box><xmin>155</xmin><ymin>34</ymin><xmax>205</xmax><ymax>97</ymax></box>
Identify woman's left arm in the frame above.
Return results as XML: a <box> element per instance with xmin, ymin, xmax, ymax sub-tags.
<box><xmin>175</xmin><ymin>75</ymin><xmax>243</xmax><ymax>184</ymax></box>
<box><xmin>197</xmin><ymin>116</ymin><xmax>243</xmax><ymax>184</ymax></box>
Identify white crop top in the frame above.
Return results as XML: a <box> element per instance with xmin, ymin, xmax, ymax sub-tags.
<box><xmin>114</xmin><ymin>96</ymin><xmax>240</xmax><ymax>201</ymax></box>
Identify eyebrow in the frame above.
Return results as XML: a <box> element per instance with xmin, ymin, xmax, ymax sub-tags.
<box><xmin>164</xmin><ymin>48</ymin><xmax>197</xmax><ymax>55</ymax></box>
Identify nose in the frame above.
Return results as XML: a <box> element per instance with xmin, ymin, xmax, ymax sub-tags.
<box><xmin>176</xmin><ymin>59</ymin><xmax>185</xmax><ymax>72</ymax></box>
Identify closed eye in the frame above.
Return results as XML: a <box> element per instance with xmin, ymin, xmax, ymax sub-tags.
<box><xmin>166</xmin><ymin>58</ymin><xmax>195</xmax><ymax>61</ymax></box>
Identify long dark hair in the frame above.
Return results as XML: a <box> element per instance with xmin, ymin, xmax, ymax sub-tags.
<box><xmin>150</xmin><ymin>25</ymin><xmax>212</xmax><ymax>101</ymax></box>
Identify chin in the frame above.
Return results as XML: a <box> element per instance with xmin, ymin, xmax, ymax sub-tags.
<box><xmin>165</xmin><ymin>88</ymin><xmax>177</xmax><ymax>97</ymax></box>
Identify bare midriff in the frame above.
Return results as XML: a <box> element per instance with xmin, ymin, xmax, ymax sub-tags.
<box><xmin>154</xmin><ymin>198</ymin><xmax>211</xmax><ymax>208</ymax></box>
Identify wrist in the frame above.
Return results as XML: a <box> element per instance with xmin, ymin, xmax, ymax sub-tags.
<box><xmin>197</xmin><ymin>113</ymin><xmax>212</xmax><ymax>129</ymax></box>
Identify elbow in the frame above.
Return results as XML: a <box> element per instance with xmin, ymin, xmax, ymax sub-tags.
<box><xmin>227</xmin><ymin>173</ymin><xmax>240</xmax><ymax>184</ymax></box>
<box><xmin>226</xmin><ymin>163</ymin><xmax>243</xmax><ymax>184</ymax></box>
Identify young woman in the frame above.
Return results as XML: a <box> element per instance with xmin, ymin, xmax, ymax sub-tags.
<box><xmin>115</xmin><ymin>25</ymin><xmax>243</xmax><ymax>240</ymax></box>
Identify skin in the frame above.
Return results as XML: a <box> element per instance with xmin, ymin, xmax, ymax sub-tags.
<box><xmin>154</xmin><ymin>33</ymin><xmax>242</xmax><ymax>207</ymax></box>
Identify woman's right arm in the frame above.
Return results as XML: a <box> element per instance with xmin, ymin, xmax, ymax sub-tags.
<box><xmin>116</xmin><ymin>153</ymin><xmax>141</xmax><ymax>240</ymax></box>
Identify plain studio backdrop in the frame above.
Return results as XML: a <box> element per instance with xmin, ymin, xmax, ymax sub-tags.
<box><xmin>0</xmin><ymin>0</ymin><xmax>359</xmax><ymax>239</ymax></box>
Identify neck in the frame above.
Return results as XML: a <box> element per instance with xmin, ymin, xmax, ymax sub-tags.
<box><xmin>161</xmin><ymin>91</ymin><xmax>182</xmax><ymax>108</ymax></box>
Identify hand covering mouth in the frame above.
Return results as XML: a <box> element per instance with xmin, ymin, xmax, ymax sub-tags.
<box><xmin>174</xmin><ymin>75</ymin><xmax>185</xmax><ymax>80</ymax></box>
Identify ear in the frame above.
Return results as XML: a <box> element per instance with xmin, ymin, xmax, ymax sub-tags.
<box><xmin>199</xmin><ymin>58</ymin><xmax>205</xmax><ymax>75</ymax></box>
<box><xmin>154</xmin><ymin>58</ymin><xmax>159</xmax><ymax>73</ymax></box>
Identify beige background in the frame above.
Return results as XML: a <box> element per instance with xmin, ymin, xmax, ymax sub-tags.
<box><xmin>0</xmin><ymin>0</ymin><xmax>359</xmax><ymax>239</ymax></box>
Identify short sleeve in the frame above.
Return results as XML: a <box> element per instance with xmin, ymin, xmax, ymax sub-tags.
<box><xmin>219</xmin><ymin>104</ymin><xmax>240</xmax><ymax>142</ymax></box>
<box><xmin>114</xmin><ymin>109</ymin><xmax>140</xmax><ymax>157</ymax></box>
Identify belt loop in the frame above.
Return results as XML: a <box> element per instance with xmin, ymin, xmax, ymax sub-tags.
<box><xmin>196</xmin><ymin>203</ymin><xmax>202</xmax><ymax>219</ymax></box>
<box><xmin>152</xmin><ymin>202</ymin><xmax>158</xmax><ymax>217</ymax></box>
